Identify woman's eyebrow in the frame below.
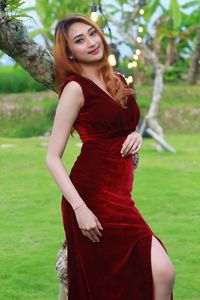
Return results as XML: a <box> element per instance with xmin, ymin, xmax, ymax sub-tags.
<box><xmin>73</xmin><ymin>27</ymin><xmax>94</xmax><ymax>40</ymax></box>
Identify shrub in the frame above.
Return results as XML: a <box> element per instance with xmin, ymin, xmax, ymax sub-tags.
<box><xmin>0</xmin><ymin>65</ymin><xmax>48</xmax><ymax>93</ymax></box>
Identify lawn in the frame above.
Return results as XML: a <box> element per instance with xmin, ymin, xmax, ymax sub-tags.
<box><xmin>0</xmin><ymin>133</ymin><xmax>199</xmax><ymax>299</ymax></box>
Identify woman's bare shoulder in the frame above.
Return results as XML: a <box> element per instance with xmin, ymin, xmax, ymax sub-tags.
<box><xmin>61</xmin><ymin>80</ymin><xmax>83</xmax><ymax>96</ymax></box>
<box><xmin>60</xmin><ymin>80</ymin><xmax>84</xmax><ymax>109</ymax></box>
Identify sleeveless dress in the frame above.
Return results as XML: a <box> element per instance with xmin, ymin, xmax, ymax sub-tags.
<box><xmin>59</xmin><ymin>73</ymin><xmax>173</xmax><ymax>300</ymax></box>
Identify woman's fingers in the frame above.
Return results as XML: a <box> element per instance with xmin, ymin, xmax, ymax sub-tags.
<box><xmin>122</xmin><ymin>139</ymin><xmax>138</xmax><ymax>157</ymax></box>
<box><xmin>82</xmin><ymin>229</ymin><xmax>99</xmax><ymax>243</ymax></box>
<box><xmin>81</xmin><ymin>229</ymin><xmax>93</xmax><ymax>242</ymax></box>
<box><xmin>126</xmin><ymin>141</ymin><xmax>138</xmax><ymax>156</ymax></box>
<box><xmin>131</xmin><ymin>143</ymin><xmax>141</xmax><ymax>155</ymax></box>
<box><xmin>121</xmin><ymin>132</ymin><xmax>142</xmax><ymax>157</ymax></box>
<box><xmin>120</xmin><ymin>137</ymin><xmax>132</xmax><ymax>156</ymax></box>
<box><xmin>81</xmin><ymin>224</ymin><xmax>103</xmax><ymax>243</ymax></box>
<box><xmin>84</xmin><ymin>230</ymin><xmax>96</xmax><ymax>242</ymax></box>
<box><xmin>90</xmin><ymin>229</ymin><xmax>100</xmax><ymax>242</ymax></box>
<box><xmin>93</xmin><ymin>226</ymin><xmax>102</xmax><ymax>238</ymax></box>
<box><xmin>76</xmin><ymin>206</ymin><xmax>103</xmax><ymax>243</ymax></box>
<box><xmin>127</xmin><ymin>141</ymin><xmax>141</xmax><ymax>155</ymax></box>
<box><xmin>96</xmin><ymin>218</ymin><xmax>103</xmax><ymax>230</ymax></box>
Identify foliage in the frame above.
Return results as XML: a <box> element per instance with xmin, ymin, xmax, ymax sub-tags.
<box><xmin>108</xmin><ymin>0</ymin><xmax>200</xmax><ymax>82</ymax></box>
<box><xmin>0</xmin><ymin>66</ymin><xmax>47</xmax><ymax>93</ymax></box>
<box><xmin>163</xmin><ymin>66</ymin><xmax>187</xmax><ymax>82</ymax></box>
<box><xmin>25</xmin><ymin>0</ymin><xmax>91</xmax><ymax>49</ymax></box>
<box><xmin>4</xmin><ymin>0</ymin><xmax>33</xmax><ymax>20</ymax></box>
<box><xmin>1</xmin><ymin>0</ymin><xmax>199</xmax><ymax>82</ymax></box>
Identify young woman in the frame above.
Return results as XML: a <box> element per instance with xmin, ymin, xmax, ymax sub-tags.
<box><xmin>46</xmin><ymin>13</ymin><xmax>175</xmax><ymax>300</ymax></box>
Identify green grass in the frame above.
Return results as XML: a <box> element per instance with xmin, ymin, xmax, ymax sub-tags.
<box><xmin>0</xmin><ymin>133</ymin><xmax>200</xmax><ymax>299</ymax></box>
<box><xmin>0</xmin><ymin>92</ymin><xmax>57</xmax><ymax>137</ymax></box>
<box><xmin>135</xmin><ymin>84</ymin><xmax>200</xmax><ymax>134</ymax></box>
<box><xmin>136</xmin><ymin>84</ymin><xmax>200</xmax><ymax>108</ymax></box>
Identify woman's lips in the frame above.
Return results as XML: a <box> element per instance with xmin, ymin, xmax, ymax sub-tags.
<box><xmin>88</xmin><ymin>46</ymin><xmax>100</xmax><ymax>54</ymax></box>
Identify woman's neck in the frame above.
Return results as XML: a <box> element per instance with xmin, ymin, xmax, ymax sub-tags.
<box><xmin>80</xmin><ymin>64</ymin><xmax>102</xmax><ymax>81</ymax></box>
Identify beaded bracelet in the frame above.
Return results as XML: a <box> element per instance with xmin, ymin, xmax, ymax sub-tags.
<box><xmin>73</xmin><ymin>202</ymin><xmax>86</xmax><ymax>212</ymax></box>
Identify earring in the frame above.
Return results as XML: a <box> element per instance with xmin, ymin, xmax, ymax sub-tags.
<box><xmin>69</xmin><ymin>55</ymin><xmax>74</xmax><ymax>60</ymax></box>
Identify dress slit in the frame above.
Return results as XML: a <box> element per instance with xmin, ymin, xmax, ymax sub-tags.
<box><xmin>150</xmin><ymin>234</ymin><xmax>174</xmax><ymax>300</ymax></box>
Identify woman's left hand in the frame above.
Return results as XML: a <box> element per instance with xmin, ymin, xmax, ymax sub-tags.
<box><xmin>120</xmin><ymin>131</ymin><xmax>142</xmax><ymax>157</ymax></box>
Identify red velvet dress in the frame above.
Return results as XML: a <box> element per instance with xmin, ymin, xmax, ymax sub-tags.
<box><xmin>60</xmin><ymin>73</ymin><xmax>173</xmax><ymax>300</ymax></box>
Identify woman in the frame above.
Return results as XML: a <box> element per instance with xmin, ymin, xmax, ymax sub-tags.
<box><xmin>46</xmin><ymin>13</ymin><xmax>175</xmax><ymax>300</ymax></box>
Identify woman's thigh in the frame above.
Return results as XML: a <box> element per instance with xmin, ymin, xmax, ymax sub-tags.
<box><xmin>151</xmin><ymin>236</ymin><xmax>175</xmax><ymax>285</ymax></box>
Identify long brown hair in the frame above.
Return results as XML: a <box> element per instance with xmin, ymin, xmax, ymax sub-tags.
<box><xmin>53</xmin><ymin>13</ymin><xmax>133</xmax><ymax>108</ymax></box>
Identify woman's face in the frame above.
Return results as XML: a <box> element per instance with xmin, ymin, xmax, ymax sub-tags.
<box><xmin>67</xmin><ymin>22</ymin><xmax>104</xmax><ymax>64</ymax></box>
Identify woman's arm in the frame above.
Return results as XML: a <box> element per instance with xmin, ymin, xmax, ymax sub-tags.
<box><xmin>45</xmin><ymin>81</ymin><xmax>85</xmax><ymax>210</ymax></box>
<box><xmin>46</xmin><ymin>82</ymin><xmax>104</xmax><ymax>243</ymax></box>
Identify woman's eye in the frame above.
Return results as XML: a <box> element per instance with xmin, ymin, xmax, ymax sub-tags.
<box><xmin>75</xmin><ymin>39</ymin><xmax>83</xmax><ymax>44</ymax></box>
<box><xmin>74</xmin><ymin>30</ymin><xmax>96</xmax><ymax>43</ymax></box>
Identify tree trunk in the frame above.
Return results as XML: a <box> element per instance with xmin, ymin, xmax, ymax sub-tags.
<box><xmin>0</xmin><ymin>8</ymin><xmax>56</xmax><ymax>91</ymax></box>
<box><xmin>165</xmin><ymin>38</ymin><xmax>176</xmax><ymax>67</ymax></box>
<box><xmin>188</xmin><ymin>25</ymin><xmax>200</xmax><ymax>85</ymax></box>
<box><xmin>113</xmin><ymin>20</ymin><xmax>175</xmax><ymax>152</ymax></box>
<box><xmin>143</xmin><ymin>63</ymin><xmax>164</xmax><ymax>138</ymax></box>
<box><xmin>137</xmin><ymin>49</ymin><xmax>175</xmax><ymax>152</ymax></box>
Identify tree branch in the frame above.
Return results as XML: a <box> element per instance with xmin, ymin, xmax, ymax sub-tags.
<box><xmin>0</xmin><ymin>5</ymin><xmax>56</xmax><ymax>91</ymax></box>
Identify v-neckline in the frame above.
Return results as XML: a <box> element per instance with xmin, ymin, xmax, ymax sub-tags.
<box><xmin>76</xmin><ymin>74</ymin><xmax>127</xmax><ymax>109</ymax></box>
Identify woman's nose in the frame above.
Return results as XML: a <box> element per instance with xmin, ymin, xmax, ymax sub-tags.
<box><xmin>86</xmin><ymin>37</ymin><xmax>96</xmax><ymax>47</ymax></box>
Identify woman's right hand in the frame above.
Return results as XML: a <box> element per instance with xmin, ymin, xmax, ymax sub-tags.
<box><xmin>74</xmin><ymin>204</ymin><xmax>103</xmax><ymax>243</ymax></box>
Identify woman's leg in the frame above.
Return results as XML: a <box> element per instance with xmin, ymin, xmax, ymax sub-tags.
<box><xmin>151</xmin><ymin>236</ymin><xmax>176</xmax><ymax>300</ymax></box>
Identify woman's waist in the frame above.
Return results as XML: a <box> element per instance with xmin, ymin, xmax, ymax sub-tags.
<box><xmin>79</xmin><ymin>132</ymin><xmax>128</xmax><ymax>145</ymax></box>
<box><xmin>79</xmin><ymin>128</ymin><xmax>135</xmax><ymax>144</ymax></box>
<box><xmin>80</xmin><ymin>136</ymin><xmax>128</xmax><ymax>157</ymax></box>
<box><xmin>75</xmin><ymin>147</ymin><xmax>134</xmax><ymax>166</ymax></box>
<box><xmin>70</xmin><ymin>146</ymin><xmax>134</xmax><ymax>192</ymax></box>
<box><xmin>70</xmin><ymin>162</ymin><xmax>134</xmax><ymax>196</ymax></box>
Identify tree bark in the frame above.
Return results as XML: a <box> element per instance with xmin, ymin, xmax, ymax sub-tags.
<box><xmin>188</xmin><ymin>25</ymin><xmax>200</xmax><ymax>85</ymax></box>
<box><xmin>165</xmin><ymin>38</ymin><xmax>176</xmax><ymax>67</ymax></box>
<box><xmin>113</xmin><ymin>20</ymin><xmax>175</xmax><ymax>152</ymax></box>
<box><xmin>142</xmin><ymin>62</ymin><xmax>165</xmax><ymax>138</ymax></box>
<box><xmin>0</xmin><ymin>7</ymin><xmax>56</xmax><ymax>91</ymax></box>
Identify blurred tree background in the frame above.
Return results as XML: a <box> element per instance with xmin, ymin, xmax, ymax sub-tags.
<box><xmin>0</xmin><ymin>0</ymin><xmax>199</xmax><ymax>138</ymax></box>
<box><xmin>1</xmin><ymin>0</ymin><xmax>199</xmax><ymax>85</ymax></box>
